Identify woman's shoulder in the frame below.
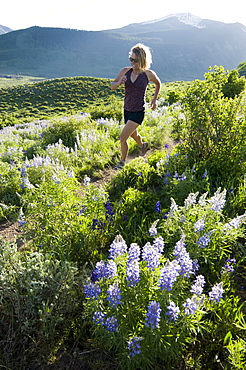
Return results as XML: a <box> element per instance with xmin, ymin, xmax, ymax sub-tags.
<box><xmin>144</xmin><ymin>69</ymin><xmax>160</xmax><ymax>83</ymax></box>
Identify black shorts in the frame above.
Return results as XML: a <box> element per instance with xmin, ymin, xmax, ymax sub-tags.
<box><xmin>124</xmin><ymin>109</ymin><xmax>145</xmax><ymax>125</ymax></box>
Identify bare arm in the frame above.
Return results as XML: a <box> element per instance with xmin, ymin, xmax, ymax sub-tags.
<box><xmin>147</xmin><ymin>70</ymin><xmax>161</xmax><ymax>109</ymax></box>
<box><xmin>111</xmin><ymin>67</ymin><xmax>129</xmax><ymax>90</ymax></box>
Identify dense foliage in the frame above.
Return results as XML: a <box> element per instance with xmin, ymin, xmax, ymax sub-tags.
<box><xmin>0</xmin><ymin>69</ymin><xmax>245</xmax><ymax>369</ymax></box>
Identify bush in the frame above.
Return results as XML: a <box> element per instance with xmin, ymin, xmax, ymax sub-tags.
<box><xmin>177</xmin><ymin>66</ymin><xmax>246</xmax><ymax>191</ymax></box>
<box><xmin>0</xmin><ymin>240</ymin><xmax>83</xmax><ymax>368</ymax></box>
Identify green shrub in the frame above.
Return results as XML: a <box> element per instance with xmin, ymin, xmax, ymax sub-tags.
<box><xmin>0</xmin><ymin>240</ymin><xmax>83</xmax><ymax>368</ymax></box>
<box><xmin>177</xmin><ymin>66</ymin><xmax>246</xmax><ymax>191</ymax></box>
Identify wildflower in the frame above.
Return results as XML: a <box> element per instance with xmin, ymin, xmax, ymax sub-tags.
<box><xmin>177</xmin><ymin>251</ymin><xmax>194</xmax><ymax>277</ymax></box>
<box><xmin>184</xmin><ymin>192</ymin><xmax>199</xmax><ymax>209</ymax></box>
<box><xmin>159</xmin><ymin>260</ymin><xmax>181</xmax><ymax>291</ymax></box>
<box><xmin>92</xmin><ymin>311</ymin><xmax>106</xmax><ymax>325</ymax></box>
<box><xmin>145</xmin><ymin>301</ymin><xmax>161</xmax><ymax>329</ymax></box>
<box><xmin>18</xmin><ymin>218</ymin><xmax>26</xmax><ymax>227</ymax></box>
<box><xmin>105</xmin><ymin>316</ymin><xmax>118</xmax><ymax>332</ymax></box>
<box><xmin>209</xmin><ymin>282</ymin><xmax>224</xmax><ymax>302</ymax></box>
<box><xmin>92</xmin><ymin>219</ymin><xmax>105</xmax><ymax>230</ymax></box>
<box><xmin>154</xmin><ymin>201</ymin><xmax>161</xmax><ymax>213</ymax></box>
<box><xmin>198</xmin><ymin>192</ymin><xmax>208</xmax><ymax>206</ymax></box>
<box><xmin>173</xmin><ymin>234</ymin><xmax>186</xmax><ymax>257</ymax></box>
<box><xmin>94</xmin><ymin>261</ymin><xmax>106</xmax><ymax>280</ymax></box>
<box><xmin>77</xmin><ymin>205</ymin><xmax>86</xmax><ymax>215</ymax></box>
<box><xmin>197</xmin><ymin>233</ymin><xmax>210</xmax><ymax>248</ymax></box>
<box><xmin>166</xmin><ymin>301</ymin><xmax>180</xmax><ymax>322</ymax></box>
<box><xmin>105</xmin><ymin>260</ymin><xmax>118</xmax><ymax>278</ymax></box>
<box><xmin>128</xmin><ymin>243</ymin><xmax>141</xmax><ymax>261</ymax></box>
<box><xmin>142</xmin><ymin>242</ymin><xmax>161</xmax><ymax>270</ymax></box>
<box><xmin>167</xmin><ymin>198</ymin><xmax>178</xmax><ymax>217</ymax></box>
<box><xmin>209</xmin><ymin>188</ymin><xmax>226</xmax><ymax>212</ymax></box>
<box><xmin>108</xmin><ymin>234</ymin><xmax>127</xmax><ymax>259</ymax></box>
<box><xmin>105</xmin><ymin>201</ymin><xmax>114</xmax><ymax>222</ymax></box>
<box><xmin>83</xmin><ymin>283</ymin><xmax>101</xmax><ymax>299</ymax></box>
<box><xmin>128</xmin><ymin>337</ymin><xmax>141</xmax><ymax>356</ymax></box>
<box><xmin>194</xmin><ymin>218</ymin><xmax>205</xmax><ymax>232</ymax></box>
<box><xmin>202</xmin><ymin>169</ymin><xmax>208</xmax><ymax>178</ymax></box>
<box><xmin>221</xmin><ymin>258</ymin><xmax>236</xmax><ymax>274</ymax></box>
<box><xmin>106</xmin><ymin>284</ymin><xmax>122</xmax><ymax>307</ymax></box>
<box><xmin>179</xmin><ymin>173</ymin><xmax>187</xmax><ymax>181</ymax></box>
<box><xmin>149</xmin><ymin>219</ymin><xmax>159</xmax><ymax>236</ymax></box>
<box><xmin>223</xmin><ymin>213</ymin><xmax>246</xmax><ymax>231</ymax></box>
<box><xmin>183</xmin><ymin>296</ymin><xmax>199</xmax><ymax>315</ymax></box>
<box><xmin>190</xmin><ymin>275</ymin><xmax>206</xmax><ymax>296</ymax></box>
<box><xmin>153</xmin><ymin>236</ymin><xmax>165</xmax><ymax>253</ymax></box>
<box><xmin>126</xmin><ymin>259</ymin><xmax>140</xmax><ymax>286</ymax></box>
<box><xmin>83</xmin><ymin>175</ymin><xmax>91</xmax><ymax>186</ymax></box>
<box><xmin>173</xmin><ymin>234</ymin><xmax>193</xmax><ymax>277</ymax></box>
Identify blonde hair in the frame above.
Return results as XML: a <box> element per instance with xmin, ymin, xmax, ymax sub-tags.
<box><xmin>129</xmin><ymin>43</ymin><xmax>152</xmax><ymax>71</ymax></box>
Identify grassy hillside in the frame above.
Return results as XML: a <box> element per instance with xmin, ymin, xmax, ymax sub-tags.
<box><xmin>0</xmin><ymin>75</ymin><xmax>190</xmax><ymax>125</ymax></box>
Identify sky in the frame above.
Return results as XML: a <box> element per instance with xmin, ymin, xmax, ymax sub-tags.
<box><xmin>1</xmin><ymin>0</ymin><xmax>246</xmax><ymax>31</ymax></box>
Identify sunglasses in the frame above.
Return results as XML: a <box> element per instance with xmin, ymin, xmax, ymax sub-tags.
<box><xmin>129</xmin><ymin>57</ymin><xmax>139</xmax><ymax>63</ymax></box>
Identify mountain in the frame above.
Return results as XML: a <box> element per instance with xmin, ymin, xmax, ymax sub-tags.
<box><xmin>0</xmin><ymin>25</ymin><xmax>12</xmax><ymax>35</ymax></box>
<box><xmin>0</xmin><ymin>14</ymin><xmax>246</xmax><ymax>82</ymax></box>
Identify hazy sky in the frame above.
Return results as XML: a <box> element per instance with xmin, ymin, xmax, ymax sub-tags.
<box><xmin>1</xmin><ymin>0</ymin><xmax>246</xmax><ymax>31</ymax></box>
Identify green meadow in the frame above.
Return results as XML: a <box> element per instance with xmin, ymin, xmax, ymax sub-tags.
<box><xmin>0</xmin><ymin>67</ymin><xmax>245</xmax><ymax>369</ymax></box>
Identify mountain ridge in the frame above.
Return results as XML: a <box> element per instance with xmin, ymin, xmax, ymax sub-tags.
<box><xmin>0</xmin><ymin>14</ymin><xmax>246</xmax><ymax>82</ymax></box>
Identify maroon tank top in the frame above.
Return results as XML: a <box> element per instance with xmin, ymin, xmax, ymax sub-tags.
<box><xmin>124</xmin><ymin>68</ymin><xmax>149</xmax><ymax>112</ymax></box>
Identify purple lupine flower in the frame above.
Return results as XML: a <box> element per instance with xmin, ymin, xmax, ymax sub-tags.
<box><xmin>197</xmin><ymin>233</ymin><xmax>210</xmax><ymax>248</ymax></box>
<box><xmin>154</xmin><ymin>201</ymin><xmax>161</xmax><ymax>213</ymax></box>
<box><xmin>192</xmin><ymin>259</ymin><xmax>200</xmax><ymax>275</ymax></box>
<box><xmin>105</xmin><ymin>260</ymin><xmax>118</xmax><ymax>278</ymax></box>
<box><xmin>105</xmin><ymin>316</ymin><xmax>118</xmax><ymax>332</ymax></box>
<box><xmin>223</xmin><ymin>213</ymin><xmax>246</xmax><ymax>231</ymax></box>
<box><xmin>128</xmin><ymin>337</ymin><xmax>141</xmax><ymax>356</ymax></box>
<box><xmin>94</xmin><ymin>261</ymin><xmax>107</xmax><ymax>280</ymax></box>
<box><xmin>149</xmin><ymin>219</ymin><xmax>159</xmax><ymax>236</ymax></box>
<box><xmin>221</xmin><ymin>258</ymin><xmax>236</xmax><ymax>274</ymax></box>
<box><xmin>142</xmin><ymin>242</ymin><xmax>161</xmax><ymax>270</ymax></box>
<box><xmin>173</xmin><ymin>236</ymin><xmax>186</xmax><ymax>257</ymax></box>
<box><xmin>166</xmin><ymin>301</ymin><xmax>180</xmax><ymax>322</ymax></box>
<box><xmin>167</xmin><ymin>198</ymin><xmax>178</xmax><ymax>217</ymax></box>
<box><xmin>126</xmin><ymin>259</ymin><xmax>140</xmax><ymax>286</ymax></box>
<box><xmin>153</xmin><ymin>236</ymin><xmax>165</xmax><ymax>253</ymax></box>
<box><xmin>105</xmin><ymin>201</ymin><xmax>114</xmax><ymax>222</ymax></box>
<box><xmin>159</xmin><ymin>260</ymin><xmax>181</xmax><ymax>291</ymax></box>
<box><xmin>194</xmin><ymin>218</ymin><xmax>205</xmax><ymax>232</ymax></box>
<box><xmin>92</xmin><ymin>260</ymin><xmax>117</xmax><ymax>281</ymax></box>
<box><xmin>92</xmin><ymin>219</ymin><xmax>106</xmax><ymax>230</ymax></box>
<box><xmin>209</xmin><ymin>282</ymin><xmax>224</xmax><ymax>303</ymax></box>
<box><xmin>106</xmin><ymin>284</ymin><xmax>122</xmax><ymax>307</ymax></box>
<box><xmin>173</xmin><ymin>236</ymin><xmax>194</xmax><ymax>277</ymax></box>
<box><xmin>128</xmin><ymin>243</ymin><xmax>141</xmax><ymax>261</ymax></box>
<box><xmin>183</xmin><ymin>296</ymin><xmax>199</xmax><ymax>315</ymax></box>
<box><xmin>177</xmin><ymin>251</ymin><xmax>194</xmax><ymax>277</ymax></box>
<box><xmin>108</xmin><ymin>234</ymin><xmax>127</xmax><ymax>259</ymax></box>
<box><xmin>83</xmin><ymin>283</ymin><xmax>101</xmax><ymax>299</ymax></box>
<box><xmin>209</xmin><ymin>188</ymin><xmax>226</xmax><ymax>212</ymax></box>
<box><xmin>77</xmin><ymin>205</ymin><xmax>86</xmax><ymax>216</ymax></box>
<box><xmin>145</xmin><ymin>301</ymin><xmax>162</xmax><ymax>329</ymax></box>
<box><xmin>92</xmin><ymin>311</ymin><xmax>106</xmax><ymax>325</ymax></box>
<box><xmin>190</xmin><ymin>275</ymin><xmax>206</xmax><ymax>296</ymax></box>
<box><xmin>184</xmin><ymin>192</ymin><xmax>199</xmax><ymax>209</ymax></box>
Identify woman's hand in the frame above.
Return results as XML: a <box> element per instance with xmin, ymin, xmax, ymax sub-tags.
<box><xmin>150</xmin><ymin>98</ymin><xmax>157</xmax><ymax>110</ymax></box>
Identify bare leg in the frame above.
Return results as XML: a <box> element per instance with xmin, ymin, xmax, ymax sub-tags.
<box><xmin>131</xmin><ymin>128</ymin><xmax>143</xmax><ymax>146</ymax></box>
<box><xmin>120</xmin><ymin>120</ymin><xmax>139</xmax><ymax>161</ymax></box>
